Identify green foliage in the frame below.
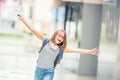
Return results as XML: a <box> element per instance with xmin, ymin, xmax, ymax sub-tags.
<box><xmin>0</xmin><ymin>33</ymin><xmax>24</xmax><ymax>39</ymax></box>
<box><xmin>22</xmin><ymin>30</ymin><xmax>33</xmax><ymax>35</ymax></box>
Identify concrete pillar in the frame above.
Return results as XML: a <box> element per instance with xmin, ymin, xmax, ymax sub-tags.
<box><xmin>113</xmin><ymin>0</ymin><xmax>120</xmax><ymax>80</ymax></box>
<box><xmin>78</xmin><ymin>3</ymin><xmax>102</xmax><ymax>76</ymax></box>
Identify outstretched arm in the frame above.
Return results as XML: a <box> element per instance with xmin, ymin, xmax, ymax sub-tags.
<box><xmin>64</xmin><ymin>47</ymin><xmax>99</xmax><ymax>55</ymax></box>
<box><xmin>18</xmin><ymin>15</ymin><xmax>45</xmax><ymax>41</ymax></box>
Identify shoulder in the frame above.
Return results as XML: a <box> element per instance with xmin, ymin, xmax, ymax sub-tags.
<box><xmin>42</xmin><ymin>38</ymin><xmax>51</xmax><ymax>45</ymax></box>
<box><xmin>43</xmin><ymin>38</ymin><xmax>50</xmax><ymax>42</ymax></box>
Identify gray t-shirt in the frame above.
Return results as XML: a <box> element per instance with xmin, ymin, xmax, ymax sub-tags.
<box><xmin>37</xmin><ymin>43</ymin><xmax>59</xmax><ymax>69</ymax></box>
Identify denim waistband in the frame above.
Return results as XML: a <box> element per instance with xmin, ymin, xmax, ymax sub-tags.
<box><xmin>36</xmin><ymin>66</ymin><xmax>55</xmax><ymax>72</ymax></box>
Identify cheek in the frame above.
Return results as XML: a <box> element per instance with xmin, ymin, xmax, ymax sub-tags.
<box><xmin>55</xmin><ymin>37</ymin><xmax>59</xmax><ymax>42</ymax></box>
<box><xmin>55</xmin><ymin>37</ymin><xmax>58</xmax><ymax>41</ymax></box>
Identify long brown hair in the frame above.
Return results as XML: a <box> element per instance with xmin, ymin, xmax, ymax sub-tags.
<box><xmin>51</xmin><ymin>29</ymin><xmax>67</xmax><ymax>50</ymax></box>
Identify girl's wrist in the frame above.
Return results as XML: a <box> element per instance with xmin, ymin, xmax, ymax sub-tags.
<box><xmin>89</xmin><ymin>50</ymin><xmax>92</xmax><ymax>54</ymax></box>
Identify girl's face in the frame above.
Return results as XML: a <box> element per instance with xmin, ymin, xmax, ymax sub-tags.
<box><xmin>55</xmin><ymin>31</ymin><xmax>64</xmax><ymax>45</ymax></box>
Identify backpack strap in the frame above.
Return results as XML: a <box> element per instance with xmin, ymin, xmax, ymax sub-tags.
<box><xmin>39</xmin><ymin>38</ymin><xmax>50</xmax><ymax>53</ymax></box>
<box><xmin>54</xmin><ymin>48</ymin><xmax>63</xmax><ymax>67</ymax></box>
<box><xmin>42</xmin><ymin>38</ymin><xmax>50</xmax><ymax>47</ymax></box>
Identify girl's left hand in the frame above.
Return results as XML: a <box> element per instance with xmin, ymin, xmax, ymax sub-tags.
<box><xmin>90</xmin><ymin>48</ymin><xmax>100</xmax><ymax>55</ymax></box>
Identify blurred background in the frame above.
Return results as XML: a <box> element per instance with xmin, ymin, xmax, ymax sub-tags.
<box><xmin>0</xmin><ymin>0</ymin><xmax>120</xmax><ymax>80</ymax></box>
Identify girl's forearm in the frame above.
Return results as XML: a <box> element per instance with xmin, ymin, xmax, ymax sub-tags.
<box><xmin>75</xmin><ymin>49</ymin><xmax>91</xmax><ymax>54</ymax></box>
<box><xmin>64</xmin><ymin>48</ymin><xmax>91</xmax><ymax>54</ymax></box>
<box><xmin>21</xmin><ymin>19</ymin><xmax>34</xmax><ymax>31</ymax></box>
<box><xmin>19</xmin><ymin>16</ymin><xmax>45</xmax><ymax>41</ymax></box>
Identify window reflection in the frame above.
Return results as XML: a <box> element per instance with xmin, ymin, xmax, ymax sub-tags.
<box><xmin>102</xmin><ymin>3</ymin><xmax>119</xmax><ymax>43</ymax></box>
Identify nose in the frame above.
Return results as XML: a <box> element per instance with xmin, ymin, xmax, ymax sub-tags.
<box><xmin>58</xmin><ymin>35</ymin><xmax>64</xmax><ymax>39</ymax></box>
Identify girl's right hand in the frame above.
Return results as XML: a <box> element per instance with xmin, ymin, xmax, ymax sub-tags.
<box><xmin>17</xmin><ymin>14</ymin><xmax>24</xmax><ymax>21</ymax></box>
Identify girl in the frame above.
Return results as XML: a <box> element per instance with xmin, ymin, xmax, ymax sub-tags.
<box><xmin>18</xmin><ymin>15</ymin><xmax>99</xmax><ymax>80</ymax></box>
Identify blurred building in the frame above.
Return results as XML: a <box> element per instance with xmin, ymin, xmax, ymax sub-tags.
<box><xmin>60</xmin><ymin>0</ymin><xmax>120</xmax><ymax>80</ymax></box>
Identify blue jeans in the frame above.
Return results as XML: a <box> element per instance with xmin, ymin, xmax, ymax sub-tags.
<box><xmin>34</xmin><ymin>67</ymin><xmax>55</xmax><ymax>80</ymax></box>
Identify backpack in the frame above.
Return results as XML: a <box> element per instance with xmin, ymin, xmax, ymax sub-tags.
<box><xmin>39</xmin><ymin>38</ymin><xmax>63</xmax><ymax>67</ymax></box>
